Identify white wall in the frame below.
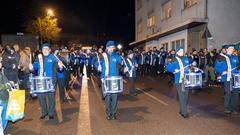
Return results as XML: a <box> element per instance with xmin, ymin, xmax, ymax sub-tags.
<box><xmin>208</xmin><ymin>0</ymin><xmax>240</xmax><ymax>49</ymax></box>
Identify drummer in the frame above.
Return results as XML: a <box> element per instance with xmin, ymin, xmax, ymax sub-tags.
<box><xmin>96</xmin><ymin>40</ymin><xmax>126</xmax><ymax>120</ymax></box>
<box><xmin>214</xmin><ymin>44</ymin><xmax>239</xmax><ymax>115</ymax></box>
<box><xmin>166</xmin><ymin>48</ymin><xmax>190</xmax><ymax>118</ymax></box>
<box><xmin>29</xmin><ymin>43</ymin><xmax>64</xmax><ymax>120</ymax></box>
<box><xmin>124</xmin><ymin>50</ymin><xmax>138</xmax><ymax>96</ymax></box>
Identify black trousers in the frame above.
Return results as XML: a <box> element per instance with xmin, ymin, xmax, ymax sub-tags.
<box><xmin>128</xmin><ymin>77</ymin><xmax>136</xmax><ymax>95</ymax></box>
<box><xmin>58</xmin><ymin>78</ymin><xmax>66</xmax><ymax>102</ymax></box>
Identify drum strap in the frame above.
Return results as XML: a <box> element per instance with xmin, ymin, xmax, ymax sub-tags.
<box><xmin>73</xmin><ymin>52</ymin><xmax>77</xmax><ymax>65</ymax></box>
<box><xmin>38</xmin><ymin>54</ymin><xmax>44</xmax><ymax>76</ymax></box>
<box><xmin>103</xmin><ymin>52</ymin><xmax>109</xmax><ymax>77</ymax></box>
<box><xmin>150</xmin><ymin>54</ymin><xmax>153</xmax><ymax>65</ymax></box>
<box><xmin>220</xmin><ymin>53</ymin><xmax>232</xmax><ymax>81</ymax></box>
<box><xmin>176</xmin><ymin>56</ymin><xmax>184</xmax><ymax>83</ymax></box>
<box><xmin>141</xmin><ymin>54</ymin><xmax>144</xmax><ymax>65</ymax></box>
<box><xmin>127</xmin><ymin>58</ymin><xmax>134</xmax><ymax>77</ymax></box>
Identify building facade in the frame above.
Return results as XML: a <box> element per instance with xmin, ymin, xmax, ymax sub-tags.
<box><xmin>131</xmin><ymin>0</ymin><xmax>240</xmax><ymax>52</ymax></box>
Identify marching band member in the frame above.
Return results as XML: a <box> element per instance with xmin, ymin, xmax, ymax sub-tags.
<box><xmin>214</xmin><ymin>44</ymin><xmax>239</xmax><ymax>115</ymax></box>
<box><xmin>29</xmin><ymin>43</ymin><xmax>64</xmax><ymax>120</ymax></box>
<box><xmin>125</xmin><ymin>50</ymin><xmax>138</xmax><ymax>96</ymax></box>
<box><xmin>137</xmin><ymin>50</ymin><xmax>146</xmax><ymax>76</ymax></box>
<box><xmin>54</xmin><ymin>48</ymin><xmax>67</xmax><ymax>103</ymax></box>
<box><xmin>96</xmin><ymin>40</ymin><xmax>125</xmax><ymax>120</ymax></box>
<box><xmin>166</xmin><ymin>48</ymin><xmax>190</xmax><ymax>118</ymax></box>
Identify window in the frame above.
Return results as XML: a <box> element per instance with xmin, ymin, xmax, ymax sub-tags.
<box><xmin>184</xmin><ymin>0</ymin><xmax>197</xmax><ymax>9</ymax></box>
<box><xmin>171</xmin><ymin>39</ymin><xmax>185</xmax><ymax>50</ymax></box>
<box><xmin>162</xmin><ymin>1</ymin><xmax>172</xmax><ymax>20</ymax></box>
<box><xmin>162</xmin><ymin>43</ymin><xmax>169</xmax><ymax>51</ymax></box>
<box><xmin>137</xmin><ymin>19</ymin><xmax>143</xmax><ymax>33</ymax></box>
<box><xmin>137</xmin><ymin>0</ymin><xmax>143</xmax><ymax>10</ymax></box>
<box><xmin>147</xmin><ymin>15</ymin><xmax>155</xmax><ymax>27</ymax></box>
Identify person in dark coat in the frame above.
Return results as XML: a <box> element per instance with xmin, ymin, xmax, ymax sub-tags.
<box><xmin>2</xmin><ymin>46</ymin><xmax>19</xmax><ymax>83</ymax></box>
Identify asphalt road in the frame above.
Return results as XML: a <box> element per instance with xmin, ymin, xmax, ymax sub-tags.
<box><xmin>5</xmin><ymin>75</ymin><xmax>240</xmax><ymax>135</ymax></box>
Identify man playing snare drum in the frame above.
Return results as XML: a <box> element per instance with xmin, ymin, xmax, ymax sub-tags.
<box><xmin>29</xmin><ymin>43</ymin><xmax>64</xmax><ymax>120</ymax></box>
<box><xmin>166</xmin><ymin>48</ymin><xmax>190</xmax><ymax>118</ymax></box>
<box><xmin>95</xmin><ymin>40</ymin><xmax>126</xmax><ymax>120</ymax></box>
<box><xmin>215</xmin><ymin>44</ymin><xmax>239</xmax><ymax>115</ymax></box>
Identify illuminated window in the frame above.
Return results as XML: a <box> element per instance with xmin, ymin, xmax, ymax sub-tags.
<box><xmin>184</xmin><ymin>0</ymin><xmax>197</xmax><ymax>9</ymax></box>
<box><xmin>162</xmin><ymin>1</ymin><xmax>172</xmax><ymax>20</ymax></box>
<box><xmin>147</xmin><ymin>15</ymin><xmax>155</xmax><ymax>27</ymax></box>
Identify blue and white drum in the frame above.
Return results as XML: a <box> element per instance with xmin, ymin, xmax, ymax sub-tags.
<box><xmin>184</xmin><ymin>73</ymin><xmax>202</xmax><ymax>88</ymax></box>
<box><xmin>102</xmin><ymin>76</ymin><xmax>123</xmax><ymax>94</ymax></box>
<box><xmin>233</xmin><ymin>74</ymin><xmax>240</xmax><ymax>89</ymax></box>
<box><xmin>29</xmin><ymin>76</ymin><xmax>55</xmax><ymax>93</ymax></box>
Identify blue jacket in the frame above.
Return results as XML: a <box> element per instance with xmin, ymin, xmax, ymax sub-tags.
<box><xmin>124</xmin><ymin>57</ymin><xmax>137</xmax><ymax>78</ymax></box>
<box><xmin>149</xmin><ymin>52</ymin><xmax>158</xmax><ymax>66</ymax></box>
<box><xmin>158</xmin><ymin>51</ymin><xmax>167</xmax><ymax>65</ymax></box>
<box><xmin>57</xmin><ymin>56</ymin><xmax>66</xmax><ymax>79</ymax></box>
<box><xmin>69</xmin><ymin>52</ymin><xmax>79</xmax><ymax>66</ymax></box>
<box><xmin>166</xmin><ymin>56</ymin><xmax>190</xmax><ymax>84</ymax></box>
<box><xmin>214</xmin><ymin>54</ymin><xmax>239</xmax><ymax>82</ymax></box>
<box><xmin>32</xmin><ymin>54</ymin><xmax>59</xmax><ymax>85</ymax></box>
<box><xmin>138</xmin><ymin>53</ymin><xmax>146</xmax><ymax>65</ymax></box>
<box><xmin>95</xmin><ymin>52</ymin><xmax>123</xmax><ymax>79</ymax></box>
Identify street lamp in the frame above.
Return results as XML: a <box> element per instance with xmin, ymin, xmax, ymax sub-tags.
<box><xmin>47</xmin><ymin>9</ymin><xmax>54</xmax><ymax>16</ymax></box>
<box><xmin>117</xmin><ymin>44</ymin><xmax>122</xmax><ymax>50</ymax></box>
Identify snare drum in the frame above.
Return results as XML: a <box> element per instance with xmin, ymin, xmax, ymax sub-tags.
<box><xmin>102</xmin><ymin>76</ymin><xmax>123</xmax><ymax>94</ymax></box>
<box><xmin>29</xmin><ymin>76</ymin><xmax>55</xmax><ymax>93</ymax></box>
<box><xmin>184</xmin><ymin>72</ymin><xmax>202</xmax><ymax>88</ymax></box>
<box><xmin>233</xmin><ymin>74</ymin><xmax>240</xmax><ymax>89</ymax></box>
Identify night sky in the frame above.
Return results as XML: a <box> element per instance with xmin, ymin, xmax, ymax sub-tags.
<box><xmin>0</xmin><ymin>0</ymin><xmax>135</xmax><ymax>45</ymax></box>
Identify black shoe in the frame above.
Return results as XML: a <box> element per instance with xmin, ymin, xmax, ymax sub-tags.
<box><xmin>40</xmin><ymin>114</ymin><xmax>48</xmax><ymax>119</ymax></box>
<box><xmin>179</xmin><ymin>112</ymin><xmax>189</xmax><ymax>119</ymax></box>
<box><xmin>49</xmin><ymin>116</ymin><xmax>54</xmax><ymax>119</ymax></box>
<box><xmin>182</xmin><ymin>114</ymin><xmax>189</xmax><ymax>119</ymax></box>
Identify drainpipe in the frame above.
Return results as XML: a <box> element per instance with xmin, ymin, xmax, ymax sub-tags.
<box><xmin>205</xmin><ymin>0</ymin><xmax>208</xmax><ymax>20</ymax></box>
<box><xmin>205</xmin><ymin>0</ymin><xmax>208</xmax><ymax>49</ymax></box>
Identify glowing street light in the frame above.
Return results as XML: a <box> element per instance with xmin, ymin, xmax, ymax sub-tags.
<box><xmin>47</xmin><ymin>9</ymin><xmax>54</xmax><ymax>16</ymax></box>
<box><xmin>117</xmin><ymin>44</ymin><xmax>122</xmax><ymax>50</ymax></box>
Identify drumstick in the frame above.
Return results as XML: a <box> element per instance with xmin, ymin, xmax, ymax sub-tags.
<box><xmin>53</xmin><ymin>54</ymin><xmax>67</xmax><ymax>68</ymax></box>
<box><xmin>173</xmin><ymin>65</ymin><xmax>190</xmax><ymax>74</ymax></box>
<box><xmin>121</xmin><ymin>56</ymin><xmax>131</xmax><ymax>74</ymax></box>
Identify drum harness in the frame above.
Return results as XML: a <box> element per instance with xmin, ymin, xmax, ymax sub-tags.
<box><xmin>126</xmin><ymin>58</ymin><xmax>134</xmax><ymax>78</ymax></box>
<box><xmin>102</xmin><ymin>52</ymin><xmax>110</xmax><ymax>77</ymax></box>
<box><xmin>38</xmin><ymin>54</ymin><xmax>44</xmax><ymax>77</ymax></box>
<box><xmin>220</xmin><ymin>53</ymin><xmax>237</xmax><ymax>91</ymax></box>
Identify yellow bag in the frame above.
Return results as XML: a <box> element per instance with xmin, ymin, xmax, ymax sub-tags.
<box><xmin>6</xmin><ymin>90</ymin><xmax>25</xmax><ymax>122</ymax></box>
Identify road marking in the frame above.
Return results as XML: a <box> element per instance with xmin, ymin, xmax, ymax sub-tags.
<box><xmin>136</xmin><ymin>87</ymin><xmax>168</xmax><ymax>106</ymax></box>
<box><xmin>77</xmin><ymin>66</ymin><xmax>91</xmax><ymax>135</ymax></box>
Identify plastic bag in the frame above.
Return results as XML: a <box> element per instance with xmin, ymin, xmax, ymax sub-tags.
<box><xmin>6</xmin><ymin>90</ymin><xmax>25</xmax><ymax>122</ymax></box>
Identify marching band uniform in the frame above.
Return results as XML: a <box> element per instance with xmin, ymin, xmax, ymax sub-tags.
<box><xmin>125</xmin><ymin>50</ymin><xmax>138</xmax><ymax>96</ymax></box>
<box><xmin>69</xmin><ymin>50</ymin><xmax>79</xmax><ymax>77</ymax></box>
<box><xmin>166</xmin><ymin>48</ymin><xmax>190</xmax><ymax>118</ymax></box>
<box><xmin>96</xmin><ymin>41</ymin><xmax>123</xmax><ymax>120</ymax></box>
<box><xmin>214</xmin><ymin>45</ymin><xmax>239</xmax><ymax>114</ymax></box>
<box><xmin>137</xmin><ymin>50</ymin><xmax>146</xmax><ymax>76</ymax></box>
<box><xmin>54</xmin><ymin>49</ymin><xmax>67</xmax><ymax>103</ymax></box>
<box><xmin>158</xmin><ymin>47</ymin><xmax>167</xmax><ymax>75</ymax></box>
<box><xmin>29</xmin><ymin>43</ymin><xmax>63</xmax><ymax>119</ymax></box>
